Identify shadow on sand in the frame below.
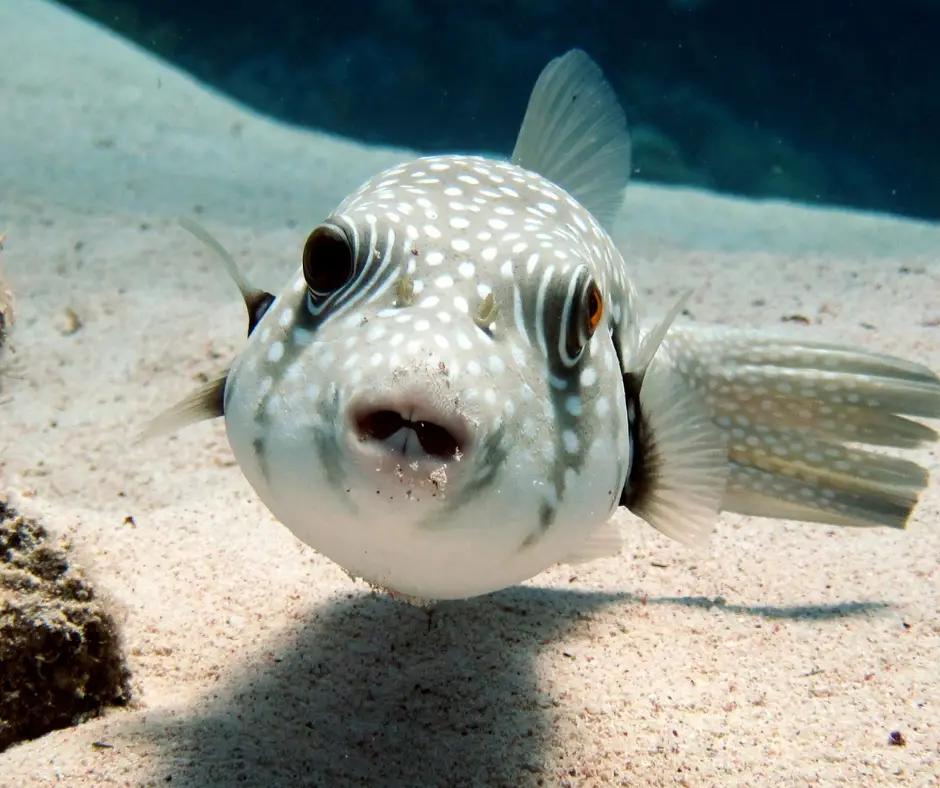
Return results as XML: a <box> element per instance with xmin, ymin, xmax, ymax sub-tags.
<box><xmin>134</xmin><ymin>587</ymin><xmax>889</xmax><ymax>787</ymax></box>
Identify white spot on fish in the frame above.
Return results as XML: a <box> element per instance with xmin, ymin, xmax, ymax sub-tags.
<box><xmin>267</xmin><ymin>341</ymin><xmax>285</xmax><ymax>363</ymax></box>
<box><xmin>366</xmin><ymin>325</ymin><xmax>387</xmax><ymax>342</ymax></box>
<box><xmin>563</xmin><ymin>430</ymin><xmax>580</xmax><ymax>454</ymax></box>
<box><xmin>522</xmin><ymin>417</ymin><xmax>537</xmax><ymax>438</ymax></box>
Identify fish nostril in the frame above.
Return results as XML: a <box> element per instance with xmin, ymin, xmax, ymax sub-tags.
<box><xmin>355</xmin><ymin>409</ymin><xmax>404</xmax><ymax>442</ymax></box>
<box><xmin>353</xmin><ymin>408</ymin><xmax>464</xmax><ymax>460</ymax></box>
<box><xmin>412</xmin><ymin>420</ymin><xmax>461</xmax><ymax>459</ymax></box>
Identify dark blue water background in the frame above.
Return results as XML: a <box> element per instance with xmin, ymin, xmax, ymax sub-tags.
<box><xmin>59</xmin><ymin>0</ymin><xmax>939</xmax><ymax>221</ymax></box>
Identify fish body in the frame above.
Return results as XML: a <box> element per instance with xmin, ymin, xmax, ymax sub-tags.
<box><xmin>224</xmin><ymin>154</ymin><xmax>644</xmax><ymax>600</ymax></box>
<box><xmin>150</xmin><ymin>51</ymin><xmax>940</xmax><ymax>602</ymax></box>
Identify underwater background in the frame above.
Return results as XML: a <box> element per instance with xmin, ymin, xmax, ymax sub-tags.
<box><xmin>59</xmin><ymin>0</ymin><xmax>940</xmax><ymax>221</ymax></box>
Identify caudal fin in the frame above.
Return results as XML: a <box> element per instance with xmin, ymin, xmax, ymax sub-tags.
<box><xmin>656</xmin><ymin>325</ymin><xmax>940</xmax><ymax>530</ymax></box>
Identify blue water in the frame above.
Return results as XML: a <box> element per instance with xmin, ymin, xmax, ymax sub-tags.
<box><xmin>60</xmin><ymin>0</ymin><xmax>940</xmax><ymax>220</ymax></box>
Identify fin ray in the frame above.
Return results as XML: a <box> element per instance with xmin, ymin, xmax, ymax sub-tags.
<box><xmin>179</xmin><ymin>217</ymin><xmax>275</xmax><ymax>335</ymax></box>
<box><xmin>623</xmin><ymin>352</ymin><xmax>729</xmax><ymax>547</ymax></box>
<box><xmin>511</xmin><ymin>49</ymin><xmax>631</xmax><ymax>230</ymax></box>
<box><xmin>560</xmin><ymin>518</ymin><xmax>624</xmax><ymax>565</ymax></box>
<box><xmin>138</xmin><ymin>375</ymin><xmax>227</xmax><ymax>442</ymax></box>
<box><xmin>634</xmin><ymin>290</ymin><xmax>693</xmax><ymax>374</ymax></box>
<box><xmin>657</xmin><ymin>324</ymin><xmax>940</xmax><ymax>530</ymax></box>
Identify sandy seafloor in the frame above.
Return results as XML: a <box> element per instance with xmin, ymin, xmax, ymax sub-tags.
<box><xmin>2</xmin><ymin>1</ymin><xmax>940</xmax><ymax>786</ymax></box>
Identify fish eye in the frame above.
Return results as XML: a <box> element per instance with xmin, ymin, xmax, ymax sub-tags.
<box><xmin>587</xmin><ymin>283</ymin><xmax>604</xmax><ymax>334</ymax></box>
<box><xmin>302</xmin><ymin>225</ymin><xmax>355</xmax><ymax>297</ymax></box>
<box><xmin>563</xmin><ymin>270</ymin><xmax>604</xmax><ymax>363</ymax></box>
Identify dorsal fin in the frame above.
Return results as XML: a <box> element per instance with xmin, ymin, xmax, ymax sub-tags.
<box><xmin>179</xmin><ymin>217</ymin><xmax>275</xmax><ymax>336</ymax></box>
<box><xmin>511</xmin><ymin>49</ymin><xmax>632</xmax><ymax>231</ymax></box>
<box><xmin>634</xmin><ymin>290</ymin><xmax>693</xmax><ymax>376</ymax></box>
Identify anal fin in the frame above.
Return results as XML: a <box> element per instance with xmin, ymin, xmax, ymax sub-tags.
<box><xmin>560</xmin><ymin>518</ymin><xmax>624</xmax><ymax>565</ymax></box>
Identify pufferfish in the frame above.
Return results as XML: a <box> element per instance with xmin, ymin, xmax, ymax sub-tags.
<box><xmin>147</xmin><ymin>50</ymin><xmax>940</xmax><ymax>602</ymax></box>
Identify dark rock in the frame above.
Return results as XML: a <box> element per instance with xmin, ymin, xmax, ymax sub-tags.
<box><xmin>0</xmin><ymin>499</ymin><xmax>132</xmax><ymax>752</ymax></box>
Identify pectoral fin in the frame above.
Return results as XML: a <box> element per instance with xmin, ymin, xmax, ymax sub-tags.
<box><xmin>137</xmin><ymin>374</ymin><xmax>227</xmax><ymax>442</ymax></box>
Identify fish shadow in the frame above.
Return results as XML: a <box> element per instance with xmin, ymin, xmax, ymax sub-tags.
<box><xmin>136</xmin><ymin>587</ymin><xmax>889</xmax><ymax>787</ymax></box>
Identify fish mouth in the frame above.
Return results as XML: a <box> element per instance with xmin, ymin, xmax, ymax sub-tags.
<box><xmin>349</xmin><ymin>397</ymin><xmax>471</xmax><ymax>462</ymax></box>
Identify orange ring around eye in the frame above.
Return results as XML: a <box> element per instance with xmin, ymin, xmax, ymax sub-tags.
<box><xmin>587</xmin><ymin>283</ymin><xmax>603</xmax><ymax>334</ymax></box>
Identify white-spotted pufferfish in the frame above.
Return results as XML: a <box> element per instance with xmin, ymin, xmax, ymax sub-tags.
<box><xmin>147</xmin><ymin>50</ymin><xmax>940</xmax><ymax>602</ymax></box>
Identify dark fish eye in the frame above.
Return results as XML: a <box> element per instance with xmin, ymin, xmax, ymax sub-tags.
<box><xmin>302</xmin><ymin>225</ymin><xmax>355</xmax><ymax>296</ymax></box>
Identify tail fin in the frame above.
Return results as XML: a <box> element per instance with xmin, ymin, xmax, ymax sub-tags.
<box><xmin>654</xmin><ymin>325</ymin><xmax>940</xmax><ymax>529</ymax></box>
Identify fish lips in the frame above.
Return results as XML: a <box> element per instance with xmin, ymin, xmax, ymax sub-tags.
<box><xmin>345</xmin><ymin>388</ymin><xmax>475</xmax><ymax>469</ymax></box>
